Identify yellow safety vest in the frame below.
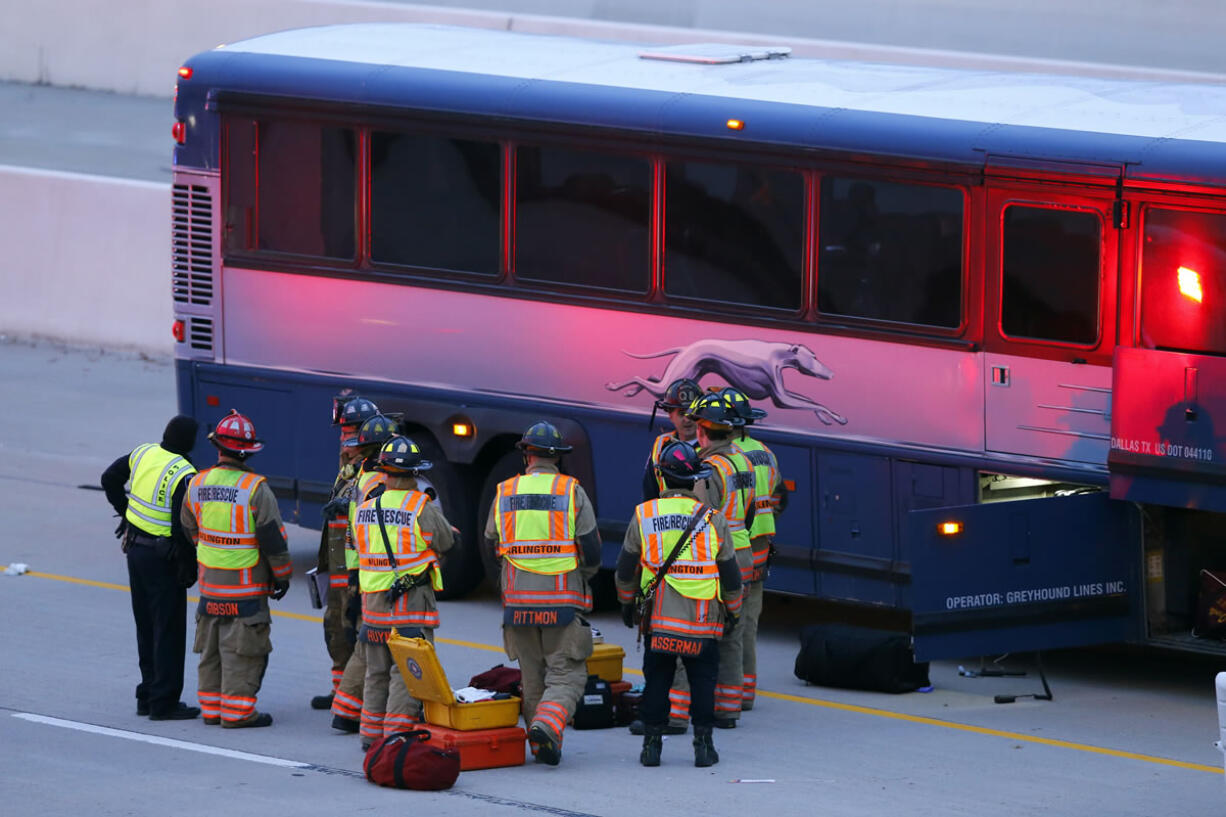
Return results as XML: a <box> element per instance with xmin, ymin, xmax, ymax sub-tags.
<box><xmin>494</xmin><ymin>473</ymin><xmax>579</xmax><ymax>575</ymax></box>
<box><xmin>188</xmin><ymin>467</ymin><xmax>265</xmax><ymax>570</ymax></box>
<box><xmin>353</xmin><ymin>488</ymin><xmax>441</xmax><ymax>592</ymax></box>
<box><xmin>124</xmin><ymin>443</ymin><xmax>195</xmax><ymax>537</ymax></box>
<box><xmin>636</xmin><ymin>496</ymin><xmax>721</xmax><ymax>601</ymax></box>
<box><xmin>346</xmin><ymin>467</ymin><xmax>386</xmax><ymax>570</ymax></box>
<box><xmin>707</xmin><ymin>451</ymin><xmax>754</xmax><ymax>551</ymax></box>
<box><xmin>733</xmin><ymin>436</ymin><xmax>778</xmax><ymax>539</ymax></box>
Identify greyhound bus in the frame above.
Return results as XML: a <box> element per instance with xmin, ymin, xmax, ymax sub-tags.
<box><xmin>170</xmin><ymin>23</ymin><xmax>1226</xmax><ymax>659</ymax></box>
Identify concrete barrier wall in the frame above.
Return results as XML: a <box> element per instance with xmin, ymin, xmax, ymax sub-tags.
<box><xmin>0</xmin><ymin>166</ymin><xmax>169</xmax><ymax>352</ymax></box>
<box><xmin>6</xmin><ymin>0</ymin><xmax>1219</xmax><ymax>97</ymax></box>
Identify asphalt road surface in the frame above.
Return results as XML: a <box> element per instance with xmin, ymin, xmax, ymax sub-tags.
<box><xmin>1</xmin><ymin>337</ymin><xmax>1223</xmax><ymax>816</ymax></box>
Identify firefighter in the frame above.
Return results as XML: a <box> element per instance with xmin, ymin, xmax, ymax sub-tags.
<box><xmin>329</xmin><ymin>409</ymin><xmax>398</xmax><ymax>734</ymax></box>
<box><xmin>352</xmin><ymin>435</ymin><xmax>454</xmax><ymax>750</ymax></box>
<box><xmin>100</xmin><ymin>415</ymin><xmax>200</xmax><ymax>720</ymax></box>
<box><xmin>688</xmin><ymin>392</ymin><xmax>756</xmax><ymax>728</ymax></box>
<box><xmin>629</xmin><ymin>376</ymin><xmax>704</xmax><ymax>736</ymax></box>
<box><xmin>642</xmin><ymin>377</ymin><xmax>703</xmax><ymax>501</ymax></box>
<box><xmin>483</xmin><ymin>422</ymin><xmax>601</xmax><ymax>766</ymax></box>
<box><xmin>617</xmin><ymin>440</ymin><xmax>742</xmax><ymax>767</ymax></box>
<box><xmin>723</xmin><ymin>387</ymin><xmax>783</xmax><ymax>711</ymax></box>
<box><xmin>182</xmin><ymin>410</ymin><xmax>291</xmax><ymax>728</ymax></box>
<box><xmin>311</xmin><ymin>395</ymin><xmax>378</xmax><ymax>712</ymax></box>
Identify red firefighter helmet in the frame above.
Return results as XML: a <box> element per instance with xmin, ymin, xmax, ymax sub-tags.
<box><xmin>209</xmin><ymin>409</ymin><xmax>264</xmax><ymax>455</ymax></box>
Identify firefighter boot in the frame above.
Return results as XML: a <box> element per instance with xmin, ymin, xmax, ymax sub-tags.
<box><xmin>640</xmin><ymin>725</ymin><xmax>664</xmax><ymax>767</ymax></box>
<box><xmin>692</xmin><ymin>725</ymin><xmax>719</xmax><ymax>768</ymax></box>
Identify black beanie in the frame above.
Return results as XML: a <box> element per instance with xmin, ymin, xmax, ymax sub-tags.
<box><xmin>162</xmin><ymin>415</ymin><xmax>200</xmax><ymax>456</ymax></box>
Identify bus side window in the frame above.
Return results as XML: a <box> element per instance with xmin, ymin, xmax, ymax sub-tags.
<box><xmin>370</xmin><ymin>131</ymin><xmax>500</xmax><ymax>276</ymax></box>
<box><xmin>1140</xmin><ymin>207</ymin><xmax>1226</xmax><ymax>355</ymax></box>
<box><xmin>255</xmin><ymin>120</ymin><xmax>356</xmax><ymax>261</ymax></box>
<box><xmin>514</xmin><ymin>145</ymin><xmax>651</xmax><ymax>293</ymax></box>
<box><xmin>1000</xmin><ymin>206</ymin><xmax>1099</xmax><ymax>345</ymax></box>
<box><xmin>817</xmin><ymin>177</ymin><xmax>963</xmax><ymax>329</ymax></box>
<box><xmin>663</xmin><ymin>160</ymin><xmax>804</xmax><ymax>312</ymax></box>
<box><xmin>223</xmin><ymin>117</ymin><xmax>257</xmax><ymax>254</ymax></box>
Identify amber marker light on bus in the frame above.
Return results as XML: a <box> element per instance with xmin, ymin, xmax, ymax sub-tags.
<box><xmin>172</xmin><ymin>320</ymin><xmax>185</xmax><ymax>342</ymax></box>
<box><xmin>449</xmin><ymin>417</ymin><xmax>475</xmax><ymax>438</ymax></box>
<box><xmin>178</xmin><ymin>66</ymin><xmax>193</xmax><ymax>80</ymax></box>
<box><xmin>726</xmin><ymin>118</ymin><xmax>745</xmax><ymax>130</ymax></box>
<box><xmin>938</xmin><ymin>521</ymin><xmax>963</xmax><ymax>536</ymax></box>
<box><xmin>1178</xmin><ymin>266</ymin><xmax>1204</xmax><ymax>303</ymax></box>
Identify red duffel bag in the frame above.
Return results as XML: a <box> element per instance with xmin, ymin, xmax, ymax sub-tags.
<box><xmin>363</xmin><ymin>729</ymin><xmax>461</xmax><ymax>790</ymax></box>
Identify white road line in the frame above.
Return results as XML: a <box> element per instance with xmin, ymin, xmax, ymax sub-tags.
<box><xmin>12</xmin><ymin>713</ymin><xmax>310</xmax><ymax>769</ymax></box>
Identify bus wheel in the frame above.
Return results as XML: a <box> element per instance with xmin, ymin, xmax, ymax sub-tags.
<box><xmin>477</xmin><ymin>449</ymin><xmax>523</xmax><ymax>590</ymax></box>
<box><xmin>415</xmin><ymin>435</ymin><xmax>482</xmax><ymax>600</ymax></box>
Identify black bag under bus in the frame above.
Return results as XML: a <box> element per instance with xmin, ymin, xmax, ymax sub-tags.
<box><xmin>794</xmin><ymin>624</ymin><xmax>930</xmax><ymax>694</ymax></box>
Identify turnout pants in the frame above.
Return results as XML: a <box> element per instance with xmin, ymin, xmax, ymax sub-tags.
<box><xmin>640</xmin><ymin>639</ymin><xmax>719</xmax><ymax>729</ymax></box>
<box><xmin>741</xmin><ymin>580</ymin><xmax>764</xmax><ymax>709</ymax></box>
<box><xmin>360</xmin><ymin>630</ymin><xmax>431</xmax><ymax>742</ymax></box>
<box><xmin>126</xmin><ymin>541</ymin><xmax>187</xmax><ymax>715</ymax></box>
<box><xmin>330</xmin><ymin>629</ymin><xmax>366</xmax><ymax>726</ymax></box>
<box><xmin>503</xmin><ymin>616</ymin><xmax>593</xmax><ymax>744</ymax></box>
<box><xmin>664</xmin><ymin>614</ymin><xmax>745</xmax><ymax>724</ymax></box>
<box><xmin>194</xmin><ymin>602</ymin><xmax>272</xmax><ymax>725</ymax></box>
<box><xmin>323</xmin><ymin>585</ymin><xmax>355</xmax><ymax>692</ymax></box>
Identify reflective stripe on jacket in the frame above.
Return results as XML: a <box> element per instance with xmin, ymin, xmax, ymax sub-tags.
<box><xmin>125</xmin><ymin>443</ymin><xmax>195</xmax><ymax>537</ymax></box>
<box><xmin>346</xmin><ymin>467</ymin><xmax>386</xmax><ymax>570</ymax></box>
<box><xmin>706</xmin><ymin>451</ymin><xmax>754</xmax><ymax>552</ymax></box>
<box><xmin>733</xmin><ymin>435</ymin><xmax>778</xmax><ymax>542</ymax></box>
<box><xmin>353</xmin><ymin>488</ymin><xmax>441</xmax><ymax>593</ymax></box>
<box><xmin>635</xmin><ymin>496</ymin><xmax>721</xmax><ymax>602</ymax></box>
<box><xmin>494</xmin><ymin>473</ymin><xmax>579</xmax><ymax>575</ymax></box>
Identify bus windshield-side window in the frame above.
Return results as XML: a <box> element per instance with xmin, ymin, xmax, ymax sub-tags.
<box><xmin>1000</xmin><ymin>206</ymin><xmax>1100</xmax><ymax>344</ymax></box>
<box><xmin>514</xmin><ymin>145</ymin><xmax>650</xmax><ymax>293</ymax></box>
<box><xmin>1141</xmin><ymin>207</ymin><xmax>1226</xmax><ymax>355</ymax></box>
<box><xmin>817</xmin><ymin>177</ymin><xmax>963</xmax><ymax>328</ymax></box>
<box><xmin>664</xmin><ymin>161</ymin><xmax>803</xmax><ymax>311</ymax></box>
<box><xmin>255</xmin><ymin>120</ymin><xmax>356</xmax><ymax>260</ymax></box>
<box><xmin>371</xmin><ymin>132</ymin><xmax>500</xmax><ymax>275</ymax></box>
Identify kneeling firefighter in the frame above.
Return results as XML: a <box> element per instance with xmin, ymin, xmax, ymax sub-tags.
<box><xmin>616</xmin><ymin>440</ymin><xmax>743</xmax><ymax>767</ymax></box>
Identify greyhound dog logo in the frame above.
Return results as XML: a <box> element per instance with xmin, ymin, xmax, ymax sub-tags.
<box><xmin>605</xmin><ymin>339</ymin><xmax>847</xmax><ymax>425</ymax></box>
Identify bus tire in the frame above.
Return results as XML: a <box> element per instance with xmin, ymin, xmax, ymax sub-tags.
<box><xmin>413</xmin><ymin>435</ymin><xmax>482</xmax><ymax>600</ymax></box>
<box><xmin>477</xmin><ymin>449</ymin><xmax>523</xmax><ymax>590</ymax></box>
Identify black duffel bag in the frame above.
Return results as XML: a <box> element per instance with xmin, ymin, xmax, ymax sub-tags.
<box><xmin>794</xmin><ymin>624</ymin><xmax>930</xmax><ymax>694</ymax></box>
<box><xmin>571</xmin><ymin>675</ymin><xmax>615</xmax><ymax>729</ymax></box>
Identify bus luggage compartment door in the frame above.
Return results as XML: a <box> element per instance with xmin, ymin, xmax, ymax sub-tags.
<box><xmin>1109</xmin><ymin>346</ymin><xmax>1226</xmax><ymax>512</ymax></box>
<box><xmin>907</xmin><ymin>492</ymin><xmax>1141</xmax><ymax>662</ymax></box>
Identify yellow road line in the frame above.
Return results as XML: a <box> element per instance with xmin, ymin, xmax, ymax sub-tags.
<box><xmin>7</xmin><ymin>565</ymin><xmax>1219</xmax><ymax>774</ymax></box>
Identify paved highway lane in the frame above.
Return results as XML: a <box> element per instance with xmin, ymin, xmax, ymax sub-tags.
<box><xmin>1</xmin><ymin>339</ymin><xmax>1223</xmax><ymax>816</ymax></box>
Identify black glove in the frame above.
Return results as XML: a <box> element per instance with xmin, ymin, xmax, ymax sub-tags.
<box><xmin>347</xmin><ymin>569</ymin><xmax>360</xmax><ymax>593</ymax></box>
<box><xmin>114</xmin><ymin>519</ymin><xmax>128</xmax><ymax>540</ymax></box>
<box><xmin>271</xmin><ymin>579</ymin><xmax>290</xmax><ymax>600</ymax></box>
<box><xmin>345</xmin><ymin>590</ymin><xmax>362</xmax><ymax>632</ymax></box>
<box><xmin>723</xmin><ymin>612</ymin><xmax>740</xmax><ymax>637</ymax></box>
<box><xmin>320</xmin><ymin>497</ymin><xmax>347</xmax><ymax>520</ymax></box>
<box><xmin>621</xmin><ymin>603</ymin><xmax>636</xmax><ymax>629</ymax></box>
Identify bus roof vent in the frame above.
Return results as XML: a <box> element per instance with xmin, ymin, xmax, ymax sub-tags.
<box><xmin>172</xmin><ymin>183</ymin><xmax>214</xmax><ymax>307</ymax></box>
<box><xmin>638</xmin><ymin>43</ymin><xmax>792</xmax><ymax>65</ymax></box>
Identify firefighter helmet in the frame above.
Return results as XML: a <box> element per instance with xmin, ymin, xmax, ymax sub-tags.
<box><xmin>376</xmin><ymin>435</ymin><xmax>433</xmax><ymax>475</ymax></box>
<box><xmin>719</xmin><ymin>387</ymin><xmax>767</xmax><ymax>423</ymax></box>
<box><xmin>209</xmin><ymin>409</ymin><xmax>264</xmax><ymax>456</ymax></box>
<box><xmin>516</xmin><ymin>421</ymin><xmax>573</xmax><ymax>455</ymax></box>
<box><xmin>338</xmin><ymin>396</ymin><xmax>379</xmax><ymax>430</ymax></box>
<box><xmin>654</xmin><ymin>378</ymin><xmax>703</xmax><ymax>412</ymax></box>
<box><xmin>686</xmin><ymin>392</ymin><xmax>745</xmax><ymax>431</ymax></box>
<box><xmin>655</xmin><ymin>440</ymin><xmax>711</xmax><ymax>484</ymax></box>
<box><xmin>344</xmin><ymin>413</ymin><xmax>398</xmax><ymax>449</ymax></box>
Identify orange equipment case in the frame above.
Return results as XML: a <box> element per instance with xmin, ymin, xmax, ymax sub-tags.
<box><xmin>420</xmin><ymin>723</ymin><xmax>526</xmax><ymax>771</ymax></box>
<box><xmin>388</xmin><ymin>634</ymin><xmax>522</xmax><ymax>731</ymax></box>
